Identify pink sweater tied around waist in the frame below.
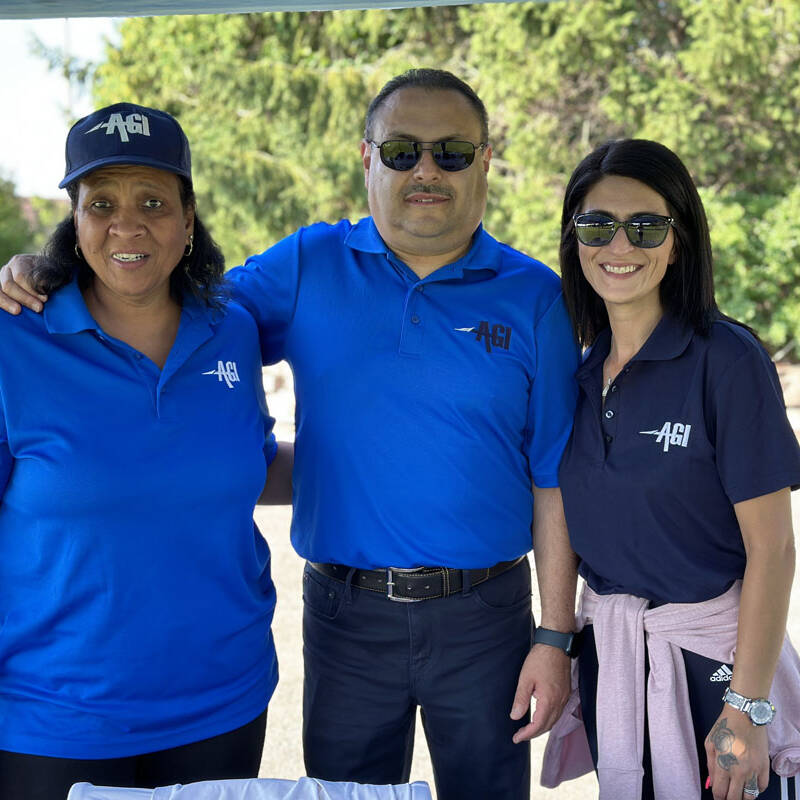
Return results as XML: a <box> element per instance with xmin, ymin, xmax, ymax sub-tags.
<box><xmin>540</xmin><ymin>581</ymin><xmax>800</xmax><ymax>800</ymax></box>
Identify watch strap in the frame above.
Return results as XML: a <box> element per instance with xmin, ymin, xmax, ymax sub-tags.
<box><xmin>722</xmin><ymin>687</ymin><xmax>775</xmax><ymax>725</ymax></box>
<box><xmin>723</xmin><ymin>687</ymin><xmax>748</xmax><ymax>712</ymax></box>
<box><xmin>533</xmin><ymin>626</ymin><xmax>579</xmax><ymax>658</ymax></box>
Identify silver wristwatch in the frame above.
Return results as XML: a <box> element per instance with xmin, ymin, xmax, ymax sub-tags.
<box><xmin>722</xmin><ymin>687</ymin><xmax>775</xmax><ymax>726</ymax></box>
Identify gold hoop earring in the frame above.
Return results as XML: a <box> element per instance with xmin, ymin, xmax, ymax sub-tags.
<box><xmin>74</xmin><ymin>243</ymin><xmax>84</xmax><ymax>260</ymax></box>
<box><xmin>184</xmin><ymin>234</ymin><xmax>194</xmax><ymax>258</ymax></box>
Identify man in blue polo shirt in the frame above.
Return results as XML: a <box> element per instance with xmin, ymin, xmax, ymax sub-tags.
<box><xmin>0</xmin><ymin>70</ymin><xmax>580</xmax><ymax>800</ymax></box>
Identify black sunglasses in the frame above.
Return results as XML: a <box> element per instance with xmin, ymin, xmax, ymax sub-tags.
<box><xmin>573</xmin><ymin>213</ymin><xmax>674</xmax><ymax>248</ymax></box>
<box><xmin>369</xmin><ymin>140</ymin><xmax>487</xmax><ymax>172</ymax></box>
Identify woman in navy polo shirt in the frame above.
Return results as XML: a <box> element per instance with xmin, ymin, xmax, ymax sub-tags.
<box><xmin>0</xmin><ymin>105</ymin><xmax>286</xmax><ymax>799</ymax></box>
<box><xmin>556</xmin><ymin>139</ymin><xmax>800</xmax><ymax>800</ymax></box>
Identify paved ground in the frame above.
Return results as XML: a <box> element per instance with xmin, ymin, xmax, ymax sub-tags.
<box><xmin>255</xmin><ymin>364</ymin><xmax>800</xmax><ymax>798</ymax></box>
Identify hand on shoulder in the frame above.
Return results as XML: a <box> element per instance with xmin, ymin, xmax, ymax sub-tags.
<box><xmin>0</xmin><ymin>255</ymin><xmax>45</xmax><ymax>314</ymax></box>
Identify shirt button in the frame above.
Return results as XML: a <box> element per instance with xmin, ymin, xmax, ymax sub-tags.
<box><xmin>611</xmin><ymin>385</ymin><xmax>618</xmax><ymax>392</ymax></box>
<box><xmin>411</xmin><ymin>314</ymin><xmax>421</xmax><ymax>324</ymax></box>
<box><xmin>605</xmin><ymin>409</ymin><xmax>614</xmax><ymax>419</ymax></box>
<box><xmin>605</xmin><ymin>434</ymin><xmax>613</xmax><ymax>443</ymax></box>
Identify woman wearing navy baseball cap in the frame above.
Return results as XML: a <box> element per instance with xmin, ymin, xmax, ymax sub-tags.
<box><xmin>548</xmin><ymin>139</ymin><xmax>800</xmax><ymax>800</ymax></box>
<box><xmin>0</xmin><ymin>103</ymin><xmax>288</xmax><ymax>798</ymax></box>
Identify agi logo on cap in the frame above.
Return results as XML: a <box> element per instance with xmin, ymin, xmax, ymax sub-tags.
<box><xmin>85</xmin><ymin>112</ymin><xmax>151</xmax><ymax>143</ymax></box>
<box><xmin>59</xmin><ymin>102</ymin><xmax>192</xmax><ymax>189</ymax></box>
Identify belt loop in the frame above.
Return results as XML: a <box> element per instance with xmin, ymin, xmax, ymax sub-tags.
<box><xmin>441</xmin><ymin>567</ymin><xmax>451</xmax><ymax>597</ymax></box>
<box><xmin>343</xmin><ymin>566</ymin><xmax>357</xmax><ymax>603</ymax></box>
<box><xmin>461</xmin><ymin>568</ymin><xmax>473</xmax><ymax>596</ymax></box>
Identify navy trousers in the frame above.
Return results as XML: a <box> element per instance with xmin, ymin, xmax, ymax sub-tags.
<box><xmin>0</xmin><ymin>709</ymin><xmax>267</xmax><ymax>800</ymax></box>
<box><xmin>302</xmin><ymin>557</ymin><xmax>533</xmax><ymax>800</ymax></box>
<box><xmin>579</xmin><ymin>625</ymin><xmax>797</xmax><ymax>799</ymax></box>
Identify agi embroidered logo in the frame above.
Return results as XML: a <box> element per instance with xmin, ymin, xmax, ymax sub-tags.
<box><xmin>86</xmin><ymin>112</ymin><xmax>151</xmax><ymax>143</ymax></box>
<box><xmin>639</xmin><ymin>421</ymin><xmax>692</xmax><ymax>452</ymax></box>
<box><xmin>454</xmin><ymin>321</ymin><xmax>512</xmax><ymax>353</ymax></box>
<box><xmin>203</xmin><ymin>361</ymin><xmax>240</xmax><ymax>389</ymax></box>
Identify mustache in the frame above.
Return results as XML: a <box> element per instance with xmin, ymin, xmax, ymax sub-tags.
<box><xmin>403</xmin><ymin>184</ymin><xmax>453</xmax><ymax>199</ymax></box>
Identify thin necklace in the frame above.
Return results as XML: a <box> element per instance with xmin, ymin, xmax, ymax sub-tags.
<box><xmin>601</xmin><ymin>376</ymin><xmax>613</xmax><ymax>399</ymax></box>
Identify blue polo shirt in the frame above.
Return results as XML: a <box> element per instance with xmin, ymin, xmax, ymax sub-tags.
<box><xmin>0</xmin><ymin>278</ymin><xmax>278</xmax><ymax>758</ymax></box>
<box><xmin>228</xmin><ymin>217</ymin><xmax>579</xmax><ymax>569</ymax></box>
<box><xmin>559</xmin><ymin>313</ymin><xmax>800</xmax><ymax>605</ymax></box>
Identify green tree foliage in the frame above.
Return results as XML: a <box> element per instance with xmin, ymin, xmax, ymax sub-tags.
<box><xmin>0</xmin><ymin>177</ymin><xmax>35</xmax><ymax>265</ymax></box>
<box><xmin>464</xmin><ymin>0</ymin><xmax>800</xmax><ymax>353</ymax></box>
<box><xmin>92</xmin><ymin>10</ymin><xmax>468</xmax><ymax>267</ymax></box>
<box><xmin>27</xmin><ymin>196</ymin><xmax>71</xmax><ymax>252</ymax></box>
<box><xmin>87</xmin><ymin>0</ymin><xmax>800</xmax><ymax>354</ymax></box>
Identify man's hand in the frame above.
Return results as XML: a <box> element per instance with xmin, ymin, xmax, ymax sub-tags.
<box><xmin>0</xmin><ymin>255</ymin><xmax>45</xmax><ymax>314</ymax></box>
<box><xmin>705</xmin><ymin>710</ymin><xmax>770</xmax><ymax>800</ymax></box>
<box><xmin>509</xmin><ymin>641</ymin><xmax>571</xmax><ymax>742</ymax></box>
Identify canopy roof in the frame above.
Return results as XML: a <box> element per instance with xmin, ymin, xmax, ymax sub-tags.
<box><xmin>0</xmin><ymin>0</ymin><xmax>527</xmax><ymax>20</ymax></box>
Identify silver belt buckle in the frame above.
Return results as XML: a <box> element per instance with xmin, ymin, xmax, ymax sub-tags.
<box><xmin>386</xmin><ymin>567</ymin><xmax>425</xmax><ymax>603</ymax></box>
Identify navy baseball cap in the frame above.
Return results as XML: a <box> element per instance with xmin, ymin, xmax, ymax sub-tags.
<box><xmin>59</xmin><ymin>102</ymin><xmax>192</xmax><ymax>189</ymax></box>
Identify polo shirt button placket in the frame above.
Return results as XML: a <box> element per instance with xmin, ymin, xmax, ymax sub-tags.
<box><xmin>399</xmin><ymin>282</ymin><xmax>426</xmax><ymax>357</ymax></box>
<box><xmin>601</xmin><ymin>382</ymin><xmax>619</xmax><ymax>453</ymax></box>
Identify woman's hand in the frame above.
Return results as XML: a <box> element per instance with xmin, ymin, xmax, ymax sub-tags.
<box><xmin>705</xmin><ymin>708</ymin><xmax>770</xmax><ymax>799</ymax></box>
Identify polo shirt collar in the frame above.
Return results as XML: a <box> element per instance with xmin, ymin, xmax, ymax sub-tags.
<box><xmin>44</xmin><ymin>275</ymin><xmax>98</xmax><ymax>335</ymax></box>
<box><xmin>43</xmin><ymin>274</ymin><xmax>217</xmax><ymax>335</ymax></box>
<box><xmin>635</xmin><ymin>312</ymin><xmax>695</xmax><ymax>362</ymax></box>
<box><xmin>580</xmin><ymin>312</ymin><xmax>695</xmax><ymax>375</ymax></box>
<box><xmin>345</xmin><ymin>216</ymin><xmax>500</xmax><ymax>279</ymax></box>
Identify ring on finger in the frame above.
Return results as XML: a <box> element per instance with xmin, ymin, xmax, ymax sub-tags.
<box><xmin>743</xmin><ymin>789</ymin><xmax>759</xmax><ymax>798</ymax></box>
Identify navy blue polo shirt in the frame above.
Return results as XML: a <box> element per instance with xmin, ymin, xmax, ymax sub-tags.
<box><xmin>228</xmin><ymin>217</ymin><xmax>580</xmax><ymax>569</ymax></box>
<box><xmin>0</xmin><ymin>278</ymin><xmax>278</xmax><ymax>758</ymax></box>
<box><xmin>559</xmin><ymin>313</ymin><xmax>800</xmax><ymax>605</ymax></box>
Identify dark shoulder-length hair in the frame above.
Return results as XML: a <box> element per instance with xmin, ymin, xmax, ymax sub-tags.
<box><xmin>560</xmin><ymin>138</ymin><xmax>723</xmax><ymax>348</ymax></box>
<box><xmin>30</xmin><ymin>177</ymin><xmax>227</xmax><ymax>308</ymax></box>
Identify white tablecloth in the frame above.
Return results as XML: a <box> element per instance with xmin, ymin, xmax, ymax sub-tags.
<box><xmin>67</xmin><ymin>777</ymin><xmax>433</xmax><ymax>800</ymax></box>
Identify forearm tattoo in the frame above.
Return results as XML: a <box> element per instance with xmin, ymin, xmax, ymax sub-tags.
<box><xmin>710</xmin><ymin>718</ymin><xmax>742</xmax><ymax>770</ymax></box>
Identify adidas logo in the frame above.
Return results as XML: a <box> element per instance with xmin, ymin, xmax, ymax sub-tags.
<box><xmin>709</xmin><ymin>664</ymin><xmax>733</xmax><ymax>682</ymax></box>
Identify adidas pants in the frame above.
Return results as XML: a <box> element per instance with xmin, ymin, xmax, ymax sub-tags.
<box><xmin>578</xmin><ymin>625</ymin><xmax>798</xmax><ymax>799</ymax></box>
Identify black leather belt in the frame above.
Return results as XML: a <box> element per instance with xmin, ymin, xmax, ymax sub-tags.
<box><xmin>308</xmin><ymin>556</ymin><xmax>526</xmax><ymax>602</ymax></box>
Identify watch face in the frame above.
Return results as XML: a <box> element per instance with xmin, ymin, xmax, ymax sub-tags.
<box><xmin>749</xmin><ymin>700</ymin><xmax>775</xmax><ymax>726</ymax></box>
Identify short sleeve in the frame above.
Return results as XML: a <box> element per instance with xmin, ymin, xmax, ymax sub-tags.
<box><xmin>226</xmin><ymin>230</ymin><xmax>303</xmax><ymax>366</ymax></box>
<box><xmin>712</xmin><ymin>344</ymin><xmax>800</xmax><ymax>503</ymax></box>
<box><xmin>264</xmin><ymin>431</ymin><xmax>278</xmax><ymax>467</ymax></box>
<box><xmin>254</xmin><ymin>366</ymin><xmax>278</xmax><ymax>467</ymax></box>
<box><xmin>526</xmin><ymin>291</ymin><xmax>580</xmax><ymax>487</ymax></box>
<box><xmin>0</xmin><ymin>399</ymin><xmax>11</xmax><ymax>499</ymax></box>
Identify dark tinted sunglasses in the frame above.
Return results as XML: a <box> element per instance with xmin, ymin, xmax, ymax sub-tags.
<box><xmin>573</xmin><ymin>213</ymin><xmax>674</xmax><ymax>248</ymax></box>
<box><xmin>369</xmin><ymin>139</ymin><xmax>487</xmax><ymax>172</ymax></box>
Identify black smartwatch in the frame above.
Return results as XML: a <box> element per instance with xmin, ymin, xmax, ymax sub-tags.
<box><xmin>533</xmin><ymin>626</ymin><xmax>580</xmax><ymax>658</ymax></box>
